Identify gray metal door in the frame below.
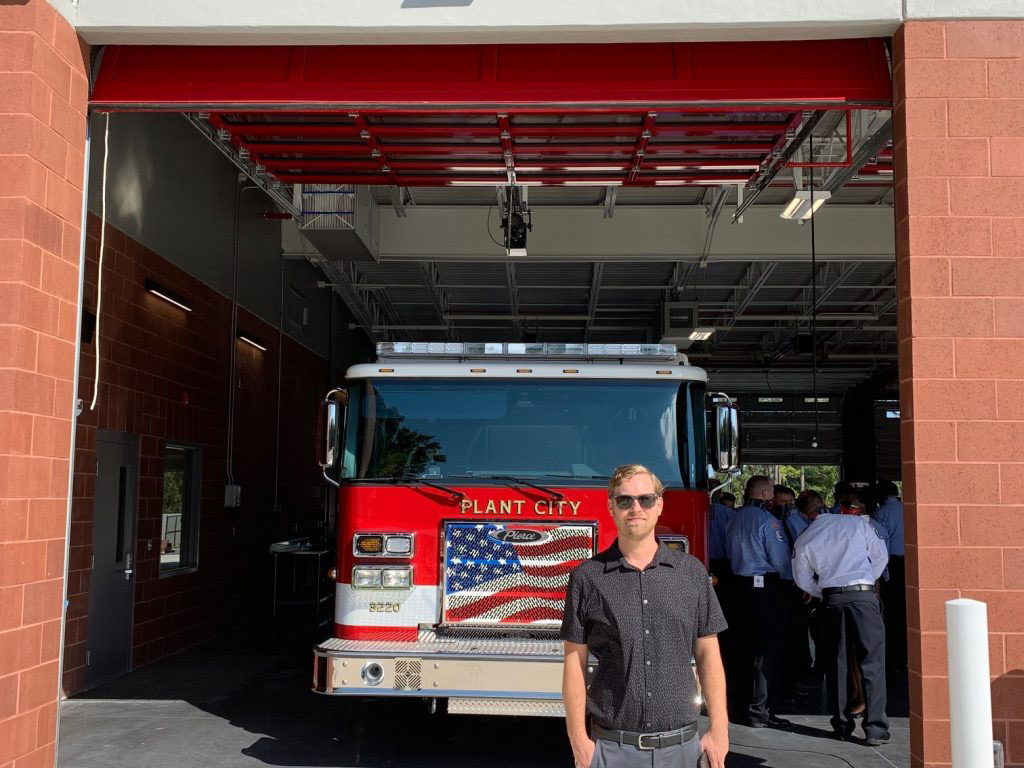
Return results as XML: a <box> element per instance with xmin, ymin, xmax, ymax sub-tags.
<box><xmin>86</xmin><ymin>431</ymin><xmax>138</xmax><ymax>689</ymax></box>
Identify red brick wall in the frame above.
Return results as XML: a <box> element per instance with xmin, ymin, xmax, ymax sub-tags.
<box><xmin>0</xmin><ymin>1</ymin><xmax>88</xmax><ymax>764</ymax></box>
<box><xmin>894</xmin><ymin>20</ymin><xmax>1024</xmax><ymax>768</ymax></box>
<box><xmin>64</xmin><ymin>215</ymin><xmax>331</xmax><ymax>693</ymax></box>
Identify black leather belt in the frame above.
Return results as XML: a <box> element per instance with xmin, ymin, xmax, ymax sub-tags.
<box><xmin>592</xmin><ymin>723</ymin><xmax>698</xmax><ymax>751</ymax></box>
<box><xmin>822</xmin><ymin>584</ymin><xmax>875</xmax><ymax>596</ymax></box>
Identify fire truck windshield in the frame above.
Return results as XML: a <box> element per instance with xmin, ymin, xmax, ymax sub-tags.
<box><xmin>342</xmin><ymin>379</ymin><xmax>708</xmax><ymax>488</ymax></box>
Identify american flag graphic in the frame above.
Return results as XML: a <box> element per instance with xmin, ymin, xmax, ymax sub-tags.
<box><xmin>442</xmin><ymin>522</ymin><xmax>595</xmax><ymax>626</ymax></box>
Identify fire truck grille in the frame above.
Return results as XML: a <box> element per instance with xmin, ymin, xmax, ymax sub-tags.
<box><xmin>441</xmin><ymin>521</ymin><xmax>596</xmax><ymax>627</ymax></box>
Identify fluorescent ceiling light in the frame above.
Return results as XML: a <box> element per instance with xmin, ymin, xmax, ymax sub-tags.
<box><xmin>453</xmin><ymin>180</ymin><xmax>544</xmax><ymax>186</ymax></box>
<box><xmin>563</xmin><ymin>166</ymin><xmax>625</xmax><ymax>172</ymax></box>
<box><xmin>448</xmin><ymin>166</ymin><xmax>543</xmax><ymax>173</ymax></box>
<box><xmin>653</xmin><ymin>179</ymin><xmax>742</xmax><ymax>186</ymax></box>
<box><xmin>780</xmin><ymin>189</ymin><xmax>832</xmax><ymax>220</ymax></box>
<box><xmin>688</xmin><ymin>327</ymin><xmax>715</xmax><ymax>341</ymax></box>
<box><xmin>562</xmin><ymin>180</ymin><xmax>622</xmax><ymax>186</ymax></box>
<box><xmin>655</xmin><ymin>164</ymin><xmax>758</xmax><ymax>171</ymax></box>
<box><xmin>237</xmin><ymin>333</ymin><xmax>267</xmax><ymax>351</ymax></box>
<box><xmin>144</xmin><ymin>278</ymin><xmax>193</xmax><ymax>312</ymax></box>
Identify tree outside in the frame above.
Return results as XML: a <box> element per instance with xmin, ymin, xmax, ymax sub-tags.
<box><xmin>716</xmin><ymin>464</ymin><xmax>840</xmax><ymax>504</ymax></box>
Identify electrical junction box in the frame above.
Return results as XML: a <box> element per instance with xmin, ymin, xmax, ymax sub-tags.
<box><xmin>224</xmin><ymin>484</ymin><xmax>242</xmax><ymax>508</ymax></box>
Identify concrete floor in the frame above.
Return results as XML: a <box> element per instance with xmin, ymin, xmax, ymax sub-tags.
<box><xmin>58</xmin><ymin>648</ymin><xmax>909</xmax><ymax>768</ymax></box>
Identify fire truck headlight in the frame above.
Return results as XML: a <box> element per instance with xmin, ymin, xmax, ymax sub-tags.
<box><xmin>382</xmin><ymin>566</ymin><xmax>413</xmax><ymax>589</ymax></box>
<box><xmin>352</xmin><ymin>566</ymin><xmax>383</xmax><ymax>589</ymax></box>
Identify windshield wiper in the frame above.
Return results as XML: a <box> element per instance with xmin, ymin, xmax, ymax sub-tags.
<box><xmin>344</xmin><ymin>475</ymin><xmax>465</xmax><ymax>500</ymax></box>
<box><xmin>449</xmin><ymin>474</ymin><xmax>563</xmax><ymax>501</ymax></box>
<box><xmin>542</xmin><ymin>472</ymin><xmax>611</xmax><ymax>481</ymax></box>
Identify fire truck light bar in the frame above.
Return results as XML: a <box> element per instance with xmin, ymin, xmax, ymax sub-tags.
<box><xmin>377</xmin><ymin>342</ymin><xmax>679</xmax><ymax>360</ymax></box>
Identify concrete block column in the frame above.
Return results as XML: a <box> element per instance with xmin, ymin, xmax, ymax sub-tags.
<box><xmin>0</xmin><ymin>0</ymin><xmax>89</xmax><ymax>764</ymax></box>
<box><xmin>893</xmin><ymin>20</ymin><xmax>1024</xmax><ymax>768</ymax></box>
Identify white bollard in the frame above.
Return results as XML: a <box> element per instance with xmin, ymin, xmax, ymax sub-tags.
<box><xmin>945</xmin><ymin>599</ymin><xmax>994</xmax><ymax>768</ymax></box>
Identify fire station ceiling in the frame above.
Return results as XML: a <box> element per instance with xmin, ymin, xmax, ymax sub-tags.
<box><xmin>90</xmin><ymin>40</ymin><xmax>897</xmax><ymax>393</ymax></box>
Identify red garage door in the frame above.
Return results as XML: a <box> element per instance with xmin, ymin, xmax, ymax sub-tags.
<box><xmin>90</xmin><ymin>40</ymin><xmax>892</xmax><ymax>189</ymax></box>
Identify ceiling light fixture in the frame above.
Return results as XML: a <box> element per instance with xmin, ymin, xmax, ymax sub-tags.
<box><xmin>144</xmin><ymin>278</ymin><xmax>193</xmax><ymax>312</ymax></box>
<box><xmin>237</xmin><ymin>332</ymin><xmax>267</xmax><ymax>351</ymax></box>
<box><xmin>780</xmin><ymin>189</ymin><xmax>831</xmax><ymax>220</ymax></box>
<box><xmin>687</xmin><ymin>327</ymin><xmax>715</xmax><ymax>342</ymax></box>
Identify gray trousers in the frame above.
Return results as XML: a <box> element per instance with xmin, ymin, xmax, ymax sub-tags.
<box><xmin>590</xmin><ymin>731</ymin><xmax>701</xmax><ymax>768</ymax></box>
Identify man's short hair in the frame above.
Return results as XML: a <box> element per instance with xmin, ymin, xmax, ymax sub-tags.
<box><xmin>834</xmin><ymin>480</ymin><xmax>854</xmax><ymax>497</ymax></box>
<box><xmin>796</xmin><ymin>490</ymin><xmax>824</xmax><ymax>513</ymax></box>
<box><xmin>608</xmin><ymin>464</ymin><xmax>664</xmax><ymax>498</ymax></box>
<box><xmin>745</xmin><ymin>475</ymin><xmax>773</xmax><ymax>499</ymax></box>
<box><xmin>875</xmin><ymin>479</ymin><xmax>899</xmax><ymax>498</ymax></box>
<box><xmin>774</xmin><ymin>484</ymin><xmax>796</xmax><ymax>499</ymax></box>
<box><xmin>719</xmin><ymin>491</ymin><xmax>736</xmax><ymax>504</ymax></box>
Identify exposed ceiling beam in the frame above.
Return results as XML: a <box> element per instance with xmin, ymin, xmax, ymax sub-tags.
<box><xmin>602</xmin><ymin>186</ymin><xmax>618</xmax><ymax>219</ymax></box>
<box><xmin>583</xmin><ymin>263</ymin><xmax>604</xmax><ymax>343</ymax></box>
<box><xmin>389</xmin><ymin>186</ymin><xmax>407</xmax><ymax>218</ymax></box>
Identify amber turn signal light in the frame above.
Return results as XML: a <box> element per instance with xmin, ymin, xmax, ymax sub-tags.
<box><xmin>354</xmin><ymin>534</ymin><xmax>384</xmax><ymax>554</ymax></box>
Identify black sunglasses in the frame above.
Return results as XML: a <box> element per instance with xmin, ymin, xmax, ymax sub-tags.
<box><xmin>613</xmin><ymin>494</ymin><xmax>661</xmax><ymax>511</ymax></box>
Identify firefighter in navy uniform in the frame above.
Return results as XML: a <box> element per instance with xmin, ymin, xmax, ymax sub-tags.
<box><xmin>792</xmin><ymin>511</ymin><xmax>890</xmax><ymax>745</ymax></box>
<box><xmin>873</xmin><ymin>479</ymin><xmax>906</xmax><ymax>672</ymax></box>
<box><xmin>724</xmin><ymin>475</ymin><xmax>792</xmax><ymax>728</ymax></box>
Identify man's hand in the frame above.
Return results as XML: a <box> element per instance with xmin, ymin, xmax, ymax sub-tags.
<box><xmin>570</xmin><ymin>735</ymin><xmax>596</xmax><ymax>768</ymax></box>
<box><xmin>700</xmin><ymin>728</ymin><xmax>729</xmax><ymax>768</ymax></box>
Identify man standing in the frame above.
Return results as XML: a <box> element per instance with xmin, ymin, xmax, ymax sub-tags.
<box><xmin>792</xmin><ymin>512</ymin><xmax>890</xmax><ymax>744</ymax></box>
<box><xmin>782</xmin><ymin>490</ymin><xmax>825</xmax><ymax>696</ymax></box>
<box><xmin>725</xmin><ymin>475</ymin><xmax>792</xmax><ymax>728</ymax></box>
<box><xmin>773</xmin><ymin>485</ymin><xmax>797</xmax><ymax>521</ymax></box>
<box><xmin>873</xmin><ymin>480</ymin><xmax>906</xmax><ymax>671</ymax></box>
<box><xmin>562</xmin><ymin>464</ymin><xmax>729</xmax><ymax>768</ymax></box>
<box><xmin>828</xmin><ymin>481</ymin><xmax>855</xmax><ymax>515</ymax></box>
<box><xmin>708</xmin><ymin>488</ymin><xmax>737</xmax><ymax>686</ymax></box>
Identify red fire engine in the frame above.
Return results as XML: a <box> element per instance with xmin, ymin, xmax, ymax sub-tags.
<box><xmin>312</xmin><ymin>342</ymin><xmax>739</xmax><ymax>715</ymax></box>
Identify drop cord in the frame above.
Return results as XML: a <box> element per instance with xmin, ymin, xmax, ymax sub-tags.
<box><xmin>810</xmin><ymin>134</ymin><xmax>820</xmax><ymax>448</ymax></box>
<box><xmin>88</xmin><ymin>113</ymin><xmax>110</xmax><ymax>411</ymax></box>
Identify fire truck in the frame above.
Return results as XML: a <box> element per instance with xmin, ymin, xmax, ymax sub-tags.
<box><xmin>312</xmin><ymin>341</ymin><xmax>739</xmax><ymax>716</ymax></box>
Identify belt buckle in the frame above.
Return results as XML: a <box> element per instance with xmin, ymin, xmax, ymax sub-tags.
<box><xmin>637</xmin><ymin>734</ymin><xmax>659</xmax><ymax>751</ymax></box>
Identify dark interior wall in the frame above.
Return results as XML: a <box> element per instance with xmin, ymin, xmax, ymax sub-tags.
<box><xmin>85</xmin><ymin>111</ymin><xmax>337</xmax><ymax>361</ymax></box>
<box><xmin>65</xmin><ymin>215</ymin><xmax>365</xmax><ymax>693</ymax></box>
<box><xmin>65</xmin><ymin>112</ymin><xmax>373</xmax><ymax>693</ymax></box>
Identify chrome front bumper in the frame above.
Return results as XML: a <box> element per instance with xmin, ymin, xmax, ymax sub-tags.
<box><xmin>313</xmin><ymin>630</ymin><xmax>568</xmax><ymax>699</ymax></box>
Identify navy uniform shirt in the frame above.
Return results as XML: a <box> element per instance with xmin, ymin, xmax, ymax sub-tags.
<box><xmin>708</xmin><ymin>502</ymin><xmax>735</xmax><ymax>561</ymax></box>
<box><xmin>873</xmin><ymin>497</ymin><xmax>905</xmax><ymax>556</ymax></box>
<box><xmin>785</xmin><ymin>510</ymin><xmax>813</xmax><ymax>543</ymax></box>
<box><xmin>724</xmin><ymin>503</ymin><xmax>792</xmax><ymax>580</ymax></box>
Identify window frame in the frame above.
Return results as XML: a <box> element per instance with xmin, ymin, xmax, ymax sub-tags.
<box><xmin>159</xmin><ymin>441</ymin><xmax>202</xmax><ymax>577</ymax></box>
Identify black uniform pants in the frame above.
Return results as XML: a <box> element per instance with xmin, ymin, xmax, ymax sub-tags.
<box><xmin>732</xmin><ymin>574</ymin><xmax>788</xmax><ymax>724</ymax></box>
<box><xmin>821</xmin><ymin>590</ymin><xmax>888</xmax><ymax>739</ymax></box>
<box><xmin>710</xmin><ymin>559</ymin><xmax>738</xmax><ymax>692</ymax></box>
<box><xmin>881</xmin><ymin>555</ymin><xmax>907</xmax><ymax>670</ymax></box>
<box><xmin>783</xmin><ymin>584</ymin><xmax>814</xmax><ymax>693</ymax></box>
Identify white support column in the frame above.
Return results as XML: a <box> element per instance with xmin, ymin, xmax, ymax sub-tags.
<box><xmin>945</xmin><ymin>598</ymin><xmax>994</xmax><ymax>768</ymax></box>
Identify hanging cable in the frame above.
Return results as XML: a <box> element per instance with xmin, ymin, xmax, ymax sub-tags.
<box><xmin>810</xmin><ymin>134</ymin><xmax>820</xmax><ymax>449</ymax></box>
<box><xmin>88</xmin><ymin>113</ymin><xmax>111</xmax><ymax>411</ymax></box>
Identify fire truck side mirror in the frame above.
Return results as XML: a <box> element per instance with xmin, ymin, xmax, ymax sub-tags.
<box><xmin>318</xmin><ymin>389</ymin><xmax>348</xmax><ymax>483</ymax></box>
<box><xmin>711</xmin><ymin>400</ymin><xmax>740</xmax><ymax>473</ymax></box>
